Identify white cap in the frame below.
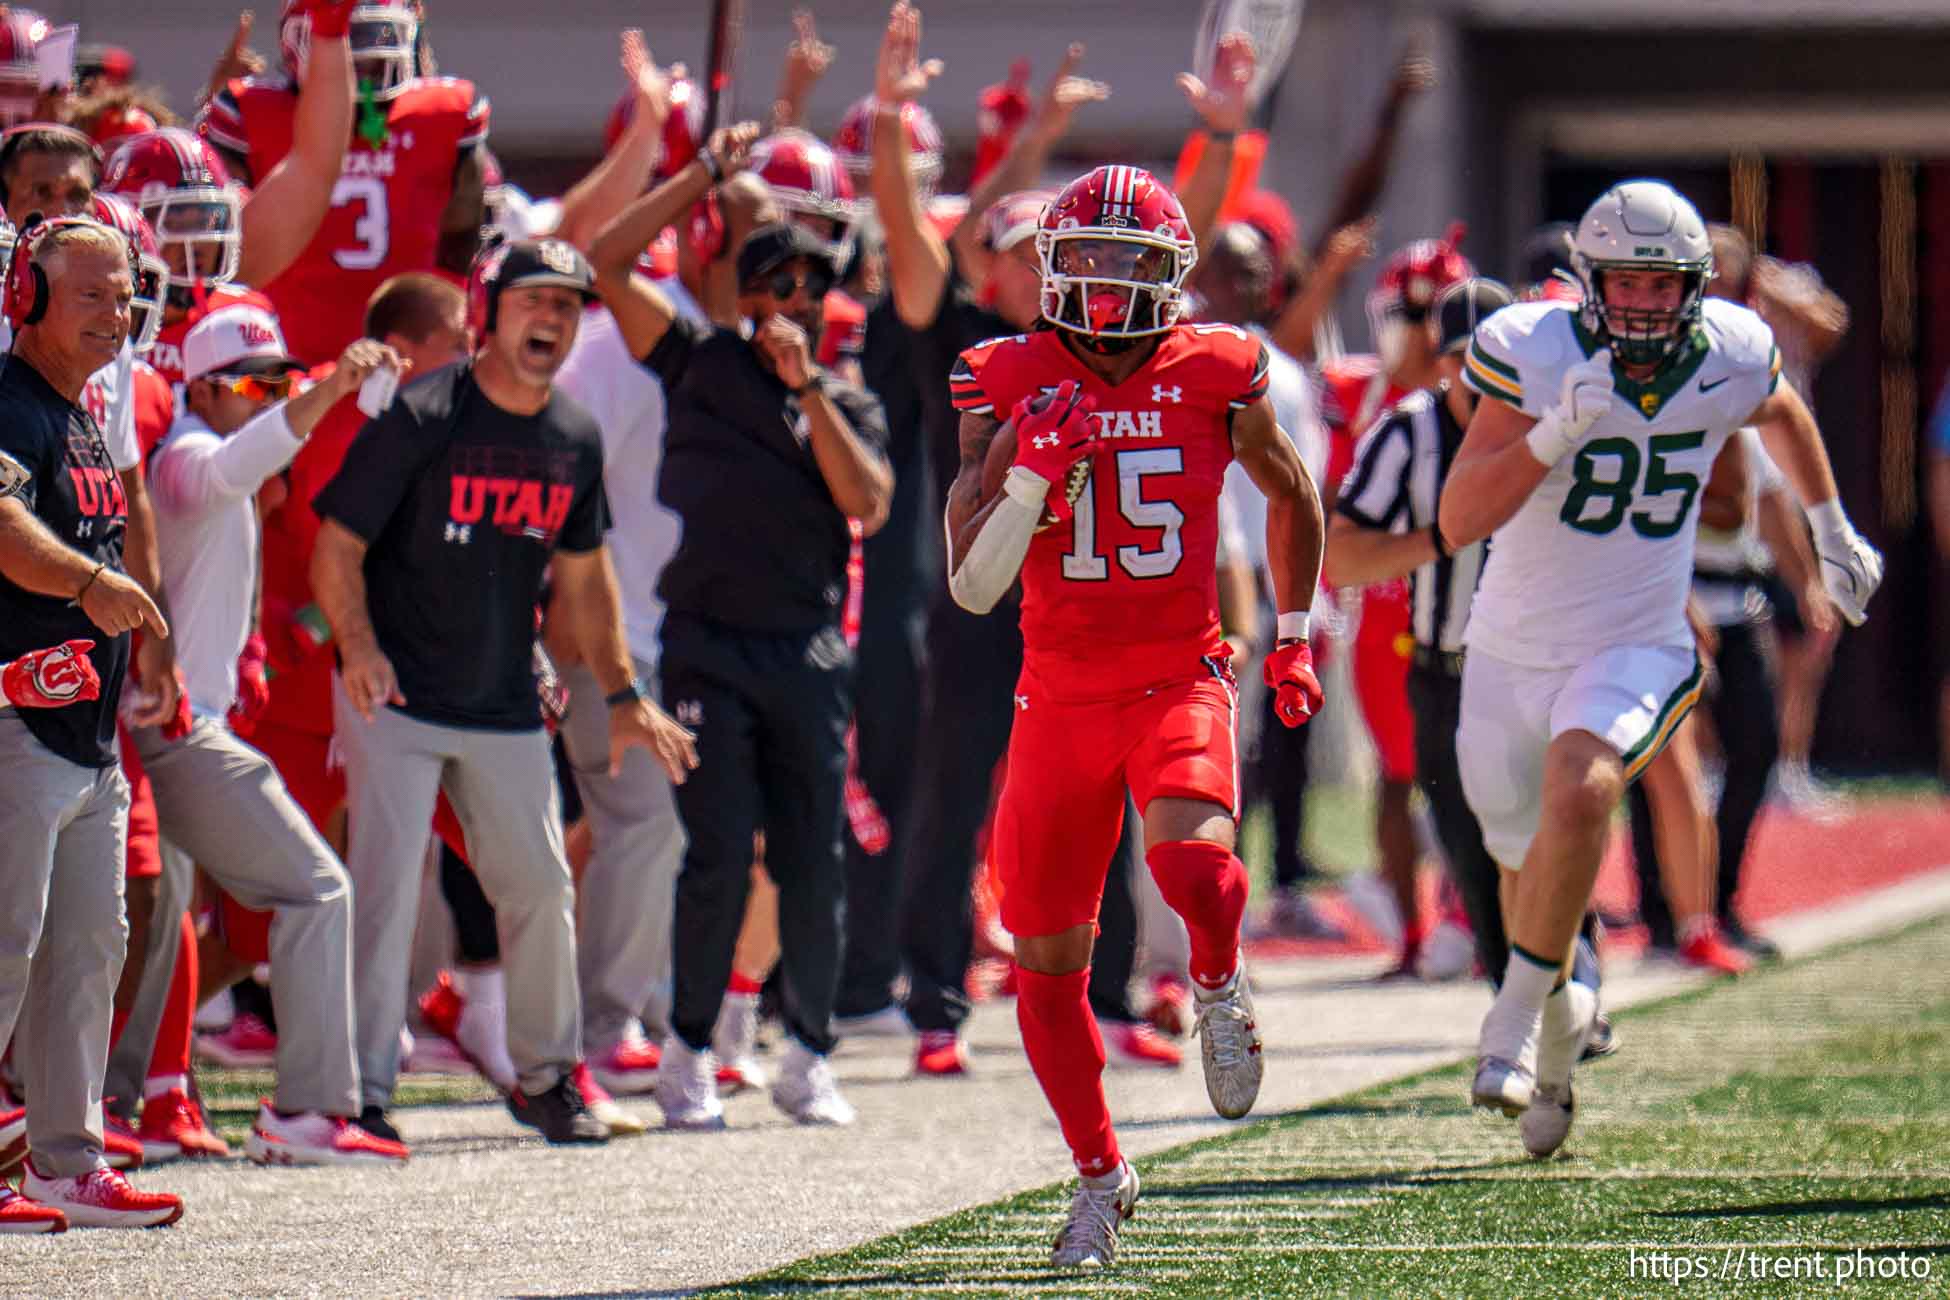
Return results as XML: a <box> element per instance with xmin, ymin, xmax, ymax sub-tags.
<box><xmin>182</xmin><ymin>303</ymin><xmax>299</xmax><ymax>384</ymax></box>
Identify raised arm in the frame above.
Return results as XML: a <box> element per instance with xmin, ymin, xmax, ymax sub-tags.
<box><xmin>771</xmin><ymin>8</ymin><xmax>834</xmax><ymax>132</ymax></box>
<box><xmin>236</xmin><ymin>1</ymin><xmax>355</xmax><ymax>286</ymax></box>
<box><xmin>589</xmin><ymin>122</ymin><xmax>760</xmax><ymax>361</ymax></box>
<box><xmin>1312</xmin><ymin>47</ymin><xmax>1434</xmax><ymax>258</ymax></box>
<box><xmin>548</xmin><ymin>30</ymin><xmax>673</xmax><ymax>251</ymax></box>
<box><xmin>869</xmin><ymin>2</ymin><xmax>951</xmax><ymax>329</ymax></box>
<box><xmin>1175</xmin><ymin>34</ymin><xmax>1254</xmax><ymax>256</ymax></box>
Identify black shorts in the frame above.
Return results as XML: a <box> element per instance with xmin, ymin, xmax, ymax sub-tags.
<box><xmin>1758</xmin><ymin>570</ymin><xmax>1807</xmax><ymax>641</ymax></box>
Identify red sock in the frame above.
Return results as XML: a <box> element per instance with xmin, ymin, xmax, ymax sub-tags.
<box><xmin>1015</xmin><ymin>967</ymin><xmax>1120</xmax><ymax>1177</ymax></box>
<box><xmin>146</xmin><ymin>912</ymin><xmax>197</xmax><ymax>1079</ymax></box>
<box><xmin>726</xmin><ymin>972</ymin><xmax>764</xmax><ymax>997</ymax></box>
<box><xmin>1147</xmin><ymin>840</ymin><xmax>1247</xmax><ymax>990</ymax></box>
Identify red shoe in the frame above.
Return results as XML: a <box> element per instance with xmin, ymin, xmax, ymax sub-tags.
<box><xmin>244</xmin><ymin>1104</ymin><xmax>410</xmax><ymax>1166</ymax></box>
<box><xmin>0</xmin><ymin>1186</ymin><xmax>65</xmax><ymax>1234</ymax></box>
<box><xmin>1105</xmin><ymin>1021</ymin><xmax>1184</xmax><ymax>1070</ymax></box>
<box><xmin>137</xmin><ymin>1089</ymin><xmax>232</xmax><ymax>1162</ymax></box>
<box><xmin>101</xmin><ymin>1113</ymin><xmax>145</xmax><ymax>1170</ymax></box>
<box><xmin>1144</xmin><ymin>973</ymin><xmax>1191</xmax><ymax>1038</ymax></box>
<box><xmin>195</xmin><ymin>1013</ymin><xmax>277</xmax><ymax>1068</ymax></box>
<box><xmin>572</xmin><ymin>1061</ymin><xmax>647</xmax><ymax>1137</ymax></box>
<box><xmin>0</xmin><ymin>1105</ymin><xmax>25</xmax><ymax>1177</ymax></box>
<box><xmin>1681</xmin><ymin>924</ymin><xmax>1755</xmax><ymax>977</ymax></box>
<box><xmin>588</xmin><ymin>1030</ymin><xmax>661</xmax><ymax>1097</ymax></box>
<box><xmin>914</xmin><ymin>1030</ymin><xmax>969</xmax><ymax>1077</ymax></box>
<box><xmin>24</xmin><ymin>1162</ymin><xmax>182</xmax><ymax>1229</ymax></box>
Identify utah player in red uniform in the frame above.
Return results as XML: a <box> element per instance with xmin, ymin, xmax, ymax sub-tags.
<box><xmin>1318</xmin><ymin>229</ymin><xmax>1472</xmax><ymax>977</ymax></box>
<box><xmin>946</xmin><ymin>166</ymin><xmax>1325</xmax><ymax>1267</ymax></box>
<box><xmin>198</xmin><ymin>0</ymin><xmax>490</xmax><ymax>365</ymax></box>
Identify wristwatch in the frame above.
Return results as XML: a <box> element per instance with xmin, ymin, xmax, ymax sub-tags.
<box><xmin>605</xmin><ymin>677</ymin><xmax>650</xmax><ymax>708</ymax></box>
<box><xmin>792</xmin><ymin>372</ymin><xmax>823</xmax><ymax>397</ymax></box>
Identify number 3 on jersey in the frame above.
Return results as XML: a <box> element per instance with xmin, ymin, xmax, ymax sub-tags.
<box><xmin>1062</xmin><ymin>448</ymin><xmax>1185</xmax><ymax>580</ymax></box>
<box><xmin>331</xmin><ymin>176</ymin><xmax>390</xmax><ymax>271</ymax></box>
<box><xmin>1560</xmin><ymin>431</ymin><xmax>1706</xmax><ymax>539</ymax></box>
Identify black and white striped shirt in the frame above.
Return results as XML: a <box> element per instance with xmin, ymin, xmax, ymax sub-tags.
<box><xmin>1334</xmin><ymin>383</ymin><xmax>1484</xmax><ymax>654</ymax></box>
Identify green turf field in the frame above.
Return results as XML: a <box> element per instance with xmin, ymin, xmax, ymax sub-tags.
<box><xmin>715</xmin><ymin>916</ymin><xmax>1950</xmax><ymax>1297</ymax></box>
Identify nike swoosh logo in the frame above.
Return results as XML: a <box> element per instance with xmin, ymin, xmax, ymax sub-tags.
<box><xmin>1699</xmin><ymin>376</ymin><xmax>1730</xmax><ymax>393</ymax></box>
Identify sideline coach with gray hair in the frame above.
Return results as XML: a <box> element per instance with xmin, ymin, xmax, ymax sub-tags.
<box><xmin>587</xmin><ymin>124</ymin><xmax>892</xmax><ymax>1131</ymax></box>
<box><xmin>312</xmin><ymin>237</ymin><xmax>698</xmax><ymax>1146</ymax></box>
<box><xmin>0</xmin><ymin>216</ymin><xmax>182</xmax><ymax>1226</ymax></box>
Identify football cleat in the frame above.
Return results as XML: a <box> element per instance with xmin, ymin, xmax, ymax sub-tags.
<box><xmin>1192</xmin><ymin>963</ymin><xmax>1263</xmax><ymax>1120</ymax></box>
<box><xmin>1051</xmin><ymin>1160</ymin><xmax>1140</xmax><ymax>1269</ymax></box>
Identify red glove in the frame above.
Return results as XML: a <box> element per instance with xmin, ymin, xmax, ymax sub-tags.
<box><xmin>1262</xmin><ymin>639</ymin><xmax>1323</xmax><ymax>728</ymax></box>
<box><xmin>228</xmin><ymin>634</ymin><xmax>271</xmax><ymax>736</ymax></box>
<box><xmin>2</xmin><ymin>640</ymin><xmax>100</xmax><ymax>709</ymax></box>
<box><xmin>162</xmin><ymin>667</ymin><xmax>193</xmax><ymax>742</ymax></box>
<box><xmin>1010</xmin><ymin>380</ymin><xmax>1098</xmax><ymax>523</ymax></box>
<box><xmin>299</xmin><ymin>0</ymin><xmax>359</xmax><ymax>39</ymax></box>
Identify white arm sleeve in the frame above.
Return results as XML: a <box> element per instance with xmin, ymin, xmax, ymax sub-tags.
<box><xmin>947</xmin><ymin>467</ymin><xmax>1047</xmax><ymax>615</ymax></box>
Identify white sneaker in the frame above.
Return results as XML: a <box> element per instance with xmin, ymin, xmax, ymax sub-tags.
<box><xmin>1520</xmin><ymin>981</ymin><xmax>1596</xmax><ymax>1158</ymax></box>
<box><xmin>244</xmin><ymin>1106</ymin><xmax>411</xmax><ymax>1167</ymax></box>
<box><xmin>192</xmin><ymin>988</ymin><xmax>234</xmax><ymax>1033</ymax></box>
<box><xmin>24</xmin><ymin>1162</ymin><xmax>183</xmax><ymax>1229</ymax></box>
<box><xmin>1051</xmin><ymin>1159</ymin><xmax>1140</xmax><ymax>1268</ymax></box>
<box><xmin>711</xmin><ymin>992</ymin><xmax>768</xmax><ymax>1092</ymax></box>
<box><xmin>1192</xmin><ymin>963</ymin><xmax>1264</xmax><ymax>1120</ymax></box>
<box><xmin>832</xmin><ymin>1005</ymin><xmax>912</xmax><ymax>1040</ymax></box>
<box><xmin>771</xmin><ymin>1041</ymin><xmax>856</xmax><ymax>1126</ymax></box>
<box><xmin>654</xmin><ymin>1035</ymin><xmax>724</xmax><ymax>1131</ymax></box>
<box><xmin>1417</xmin><ymin>919</ymin><xmax>1475</xmax><ymax>981</ymax></box>
<box><xmin>451</xmin><ymin>977</ymin><xmax>520</xmax><ymax>1095</ymax></box>
<box><xmin>1472</xmin><ymin>987</ymin><xmax>1543</xmax><ymax>1117</ymax></box>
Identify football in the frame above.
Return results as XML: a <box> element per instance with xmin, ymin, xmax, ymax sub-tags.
<box><xmin>981</xmin><ymin>393</ymin><xmax>1092</xmax><ymax>530</ymax></box>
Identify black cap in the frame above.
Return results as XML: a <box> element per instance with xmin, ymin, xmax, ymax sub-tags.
<box><xmin>495</xmin><ymin>237</ymin><xmax>598</xmax><ymax>302</ymax></box>
<box><xmin>1435</xmin><ymin>277</ymin><xmax>1514</xmax><ymax>355</ymax></box>
<box><xmin>736</xmin><ymin>221</ymin><xmax>837</xmax><ymax>287</ymax></box>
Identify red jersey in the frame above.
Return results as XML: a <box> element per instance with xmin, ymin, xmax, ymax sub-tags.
<box><xmin>148</xmin><ymin>287</ymin><xmax>280</xmax><ymax>393</ymax></box>
<box><xmin>257</xmin><ymin>363</ymin><xmax>364</xmax><ymax>736</ymax></box>
<box><xmin>199</xmin><ymin>74</ymin><xmax>490</xmax><ymax>366</ymax></box>
<box><xmin>1318</xmin><ymin>354</ymin><xmax>1411</xmax><ymax>493</ymax></box>
<box><xmin>951</xmin><ymin>324</ymin><xmax>1268</xmax><ymax>698</ymax></box>
<box><xmin>126</xmin><ymin>362</ymin><xmax>176</xmax><ymax>462</ymax></box>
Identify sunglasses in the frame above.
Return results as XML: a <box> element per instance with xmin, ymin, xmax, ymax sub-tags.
<box><xmin>755</xmin><ymin>266</ymin><xmax>833</xmax><ymax>302</ymax></box>
<box><xmin>216</xmin><ymin>372</ymin><xmax>297</xmax><ymax>401</ymax></box>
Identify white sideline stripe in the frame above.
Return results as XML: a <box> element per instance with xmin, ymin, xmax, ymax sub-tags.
<box><xmin>1172</xmin><ymin>1239</ymin><xmax>1950</xmax><ymax>1254</ymax></box>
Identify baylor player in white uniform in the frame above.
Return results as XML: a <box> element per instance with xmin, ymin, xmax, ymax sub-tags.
<box><xmin>1437</xmin><ymin>180</ymin><xmax>1884</xmax><ymax>1158</ymax></box>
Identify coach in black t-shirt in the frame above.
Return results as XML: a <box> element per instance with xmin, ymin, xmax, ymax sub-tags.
<box><xmin>0</xmin><ymin>218</ymin><xmax>183</xmax><ymax>1208</ymax></box>
<box><xmin>590</xmin><ymin>122</ymin><xmax>892</xmax><ymax>1130</ymax></box>
<box><xmin>312</xmin><ymin>237</ymin><xmax>697</xmax><ymax>1147</ymax></box>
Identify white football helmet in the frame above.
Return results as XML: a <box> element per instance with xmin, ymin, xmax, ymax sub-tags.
<box><xmin>1571</xmin><ymin>180</ymin><xmax>1713</xmax><ymax>367</ymax></box>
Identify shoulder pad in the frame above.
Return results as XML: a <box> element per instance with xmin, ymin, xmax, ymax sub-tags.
<box><xmin>1700</xmin><ymin>297</ymin><xmax>1780</xmax><ymax>380</ymax></box>
<box><xmin>1464</xmin><ymin>301</ymin><xmax>1578</xmax><ymax>417</ymax></box>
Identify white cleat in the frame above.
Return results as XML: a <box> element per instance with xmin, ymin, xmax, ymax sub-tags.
<box><xmin>771</xmin><ymin>1042</ymin><xmax>856</xmax><ymax>1127</ymax></box>
<box><xmin>1520</xmin><ymin>981</ymin><xmax>1597</xmax><ymax>1157</ymax></box>
<box><xmin>1192</xmin><ymin>963</ymin><xmax>1264</xmax><ymax>1120</ymax></box>
<box><xmin>1051</xmin><ymin>1159</ymin><xmax>1140</xmax><ymax>1268</ymax></box>
<box><xmin>655</xmin><ymin>1035</ymin><xmax>725</xmax><ymax>1131</ymax></box>
<box><xmin>712</xmin><ymin>993</ymin><xmax>769</xmax><ymax>1093</ymax></box>
<box><xmin>1472</xmin><ymin>986</ymin><xmax>1543</xmax><ymax>1117</ymax></box>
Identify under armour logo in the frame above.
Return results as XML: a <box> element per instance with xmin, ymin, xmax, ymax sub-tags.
<box><xmin>1032</xmin><ymin>433</ymin><xmax>1060</xmax><ymax>450</ymax></box>
<box><xmin>1015</xmin><ymin>694</ymin><xmax>1029</xmax><ymax>710</ymax></box>
<box><xmin>674</xmin><ymin>700</ymin><xmax>703</xmax><ymax>725</ymax></box>
<box><xmin>444</xmin><ymin>523</ymin><xmax>471</xmax><ymax>544</ymax></box>
<box><xmin>1152</xmin><ymin>384</ymin><xmax>1181</xmax><ymax>404</ymax></box>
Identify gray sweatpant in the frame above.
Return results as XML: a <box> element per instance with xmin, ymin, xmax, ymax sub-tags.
<box><xmin>334</xmin><ymin>676</ymin><xmax>579</xmax><ymax>1108</ymax></box>
<box><xmin>134</xmin><ymin>718</ymin><xmax>360</xmax><ymax>1116</ymax></box>
<box><xmin>0</xmin><ymin>717</ymin><xmax>128</xmax><ymax>1177</ymax></box>
<box><xmin>559</xmin><ymin>660</ymin><xmax>684</xmax><ymax>1050</ymax></box>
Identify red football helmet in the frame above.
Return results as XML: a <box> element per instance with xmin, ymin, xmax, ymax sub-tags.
<box><xmin>750</xmin><ymin>129</ymin><xmax>856</xmax><ymax>264</ymax></box>
<box><xmin>1366</xmin><ymin>223</ymin><xmax>1474</xmax><ymax>365</ymax></box>
<box><xmin>603</xmin><ymin>75</ymin><xmax>705</xmax><ymax>181</ymax></box>
<box><xmin>91</xmin><ymin>193</ymin><xmax>166</xmax><ymax>353</ymax></box>
<box><xmin>282</xmin><ymin>0</ymin><xmax>419</xmax><ymax>101</ymax></box>
<box><xmin>87</xmin><ymin>103</ymin><xmax>159</xmax><ymax>149</ymax></box>
<box><xmin>0</xmin><ymin>9</ymin><xmax>49</xmax><ymax>130</ymax></box>
<box><xmin>832</xmin><ymin>96</ymin><xmax>943</xmax><ymax>198</ymax></box>
<box><xmin>1036</xmin><ymin>165</ymin><xmax>1197</xmax><ymax>341</ymax></box>
<box><xmin>102</xmin><ymin>128</ymin><xmax>245</xmax><ymax>302</ymax></box>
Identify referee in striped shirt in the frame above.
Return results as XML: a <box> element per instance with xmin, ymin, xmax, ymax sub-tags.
<box><xmin>1325</xmin><ymin>278</ymin><xmax>1512</xmax><ymax>981</ymax></box>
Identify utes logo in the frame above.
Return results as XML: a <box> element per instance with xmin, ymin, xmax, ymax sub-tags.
<box><xmin>1090</xmin><ymin>409</ymin><xmax>1164</xmax><ymax>441</ymax></box>
<box><xmin>31</xmin><ymin>644</ymin><xmax>92</xmax><ymax>702</ymax></box>
<box><xmin>236</xmin><ymin>320</ymin><xmax>279</xmax><ymax>349</ymax></box>
<box><xmin>448</xmin><ymin>476</ymin><xmax>576</xmax><ymax>540</ymax></box>
<box><xmin>537</xmin><ymin>240</ymin><xmax>581</xmax><ymax>276</ymax></box>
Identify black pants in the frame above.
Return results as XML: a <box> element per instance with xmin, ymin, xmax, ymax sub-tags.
<box><xmin>1249</xmin><ymin>667</ymin><xmax>1321</xmax><ymax>890</ymax></box>
<box><xmin>834</xmin><ymin>601</ymin><xmax>926</xmax><ymax>1017</ymax></box>
<box><xmin>1406</xmin><ymin>661</ymin><xmax>1508</xmax><ymax>980</ymax></box>
<box><xmin>1629</xmin><ymin>619</ymin><xmax>1779</xmax><ymax>947</ymax></box>
<box><xmin>899</xmin><ymin>598</ymin><xmax>1023</xmax><ymax>1034</ymax></box>
<box><xmin>661</xmin><ymin>613</ymin><xmax>853</xmax><ymax>1056</ymax></box>
<box><xmin>1089</xmin><ymin>795</ymin><xmax>1145</xmax><ymax>1025</ymax></box>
